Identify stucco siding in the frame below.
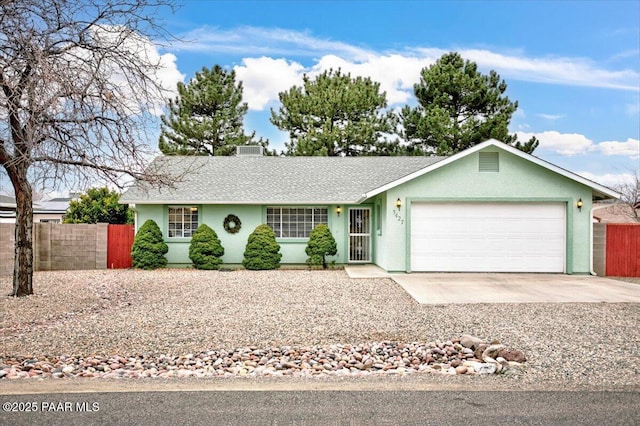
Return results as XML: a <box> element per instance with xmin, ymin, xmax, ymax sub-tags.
<box><xmin>132</xmin><ymin>145</ymin><xmax>598</xmax><ymax>272</ymax></box>
<box><xmin>134</xmin><ymin>203</ymin><xmax>344</xmax><ymax>266</ymax></box>
<box><xmin>382</xmin><ymin>147</ymin><xmax>594</xmax><ymax>273</ymax></box>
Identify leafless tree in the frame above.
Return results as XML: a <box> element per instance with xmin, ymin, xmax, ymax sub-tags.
<box><xmin>615</xmin><ymin>170</ymin><xmax>639</xmax><ymax>222</ymax></box>
<box><xmin>0</xmin><ymin>0</ymin><xmax>182</xmax><ymax>296</ymax></box>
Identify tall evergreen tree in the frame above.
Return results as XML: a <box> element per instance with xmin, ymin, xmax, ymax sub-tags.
<box><xmin>64</xmin><ymin>187</ymin><xmax>132</xmax><ymax>224</ymax></box>
<box><xmin>271</xmin><ymin>69</ymin><xmax>394</xmax><ymax>156</ymax></box>
<box><xmin>159</xmin><ymin>65</ymin><xmax>265</xmax><ymax>156</ymax></box>
<box><xmin>401</xmin><ymin>52</ymin><xmax>539</xmax><ymax>155</ymax></box>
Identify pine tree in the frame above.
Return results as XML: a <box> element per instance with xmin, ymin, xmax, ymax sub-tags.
<box><xmin>271</xmin><ymin>69</ymin><xmax>394</xmax><ymax>156</ymax></box>
<box><xmin>64</xmin><ymin>187</ymin><xmax>132</xmax><ymax>224</ymax></box>
<box><xmin>159</xmin><ymin>65</ymin><xmax>266</xmax><ymax>156</ymax></box>
<box><xmin>401</xmin><ymin>52</ymin><xmax>539</xmax><ymax>155</ymax></box>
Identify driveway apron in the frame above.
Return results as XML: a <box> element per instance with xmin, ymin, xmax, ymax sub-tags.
<box><xmin>344</xmin><ymin>265</ymin><xmax>640</xmax><ymax>304</ymax></box>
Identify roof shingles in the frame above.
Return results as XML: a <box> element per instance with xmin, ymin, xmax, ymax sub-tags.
<box><xmin>121</xmin><ymin>156</ymin><xmax>445</xmax><ymax>204</ymax></box>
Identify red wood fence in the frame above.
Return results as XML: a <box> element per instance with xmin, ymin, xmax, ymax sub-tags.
<box><xmin>606</xmin><ymin>224</ymin><xmax>640</xmax><ymax>277</ymax></box>
<box><xmin>107</xmin><ymin>224</ymin><xmax>135</xmax><ymax>269</ymax></box>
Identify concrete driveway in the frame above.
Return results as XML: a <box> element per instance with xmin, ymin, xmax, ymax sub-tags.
<box><xmin>345</xmin><ymin>266</ymin><xmax>640</xmax><ymax>304</ymax></box>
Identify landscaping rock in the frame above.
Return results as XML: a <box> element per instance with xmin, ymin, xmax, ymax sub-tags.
<box><xmin>460</xmin><ymin>335</ymin><xmax>484</xmax><ymax>350</ymax></box>
<box><xmin>498</xmin><ymin>349</ymin><xmax>527</xmax><ymax>363</ymax></box>
<box><xmin>0</xmin><ymin>337</ymin><xmax>526</xmax><ymax>380</ymax></box>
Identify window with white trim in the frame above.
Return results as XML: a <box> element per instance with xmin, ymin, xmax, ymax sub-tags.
<box><xmin>267</xmin><ymin>207</ymin><xmax>328</xmax><ymax>238</ymax></box>
<box><xmin>168</xmin><ymin>206</ymin><xmax>198</xmax><ymax>238</ymax></box>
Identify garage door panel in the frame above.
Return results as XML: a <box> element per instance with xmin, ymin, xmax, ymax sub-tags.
<box><xmin>410</xmin><ymin>203</ymin><xmax>565</xmax><ymax>272</ymax></box>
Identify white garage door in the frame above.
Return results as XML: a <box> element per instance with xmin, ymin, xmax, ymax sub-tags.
<box><xmin>411</xmin><ymin>202</ymin><xmax>566</xmax><ymax>272</ymax></box>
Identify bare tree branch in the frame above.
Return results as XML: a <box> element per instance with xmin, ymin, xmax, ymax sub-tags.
<box><xmin>615</xmin><ymin>170</ymin><xmax>640</xmax><ymax>222</ymax></box>
<box><xmin>0</xmin><ymin>0</ymin><xmax>183</xmax><ymax>296</ymax></box>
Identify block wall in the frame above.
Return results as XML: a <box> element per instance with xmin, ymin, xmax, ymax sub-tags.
<box><xmin>0</xmin><ymin>223</ymin><xmax>108</xmax><ymax>275</ymax></box>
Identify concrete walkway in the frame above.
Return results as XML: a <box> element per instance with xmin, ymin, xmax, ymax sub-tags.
<box><xmin>344</xmin><ymin>265</ymin><xmax>640</xmax><ymax>304</ymax></box>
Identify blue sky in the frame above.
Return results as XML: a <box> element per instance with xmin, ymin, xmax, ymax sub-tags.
<box><xmin>0</xmin><ymin>1</ymin><xmax>636</xmax><ymax>198</ymax></box>
<box><xmin>148</xmin><ymin>0</ymin><xmax>639</xmax><ymax>189</ymax></box>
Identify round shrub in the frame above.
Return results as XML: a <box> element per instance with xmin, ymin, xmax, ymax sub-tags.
<box><xmin>189</xmin><ymin>224</ymin><xmax>225</xmax><ymax>270</ymax></box>
<box><xmin>305</xmin><ymin>224</ymin><xmax>337</xmax><ymax>269</ymax></box>
<box><xmin>131</xmin><ymin>219</ymin><xmax>168</xmax><ymax>270</ymax></box>
<box><xmin>242</xmin><ymin>224</ymin><xmax>282</xmax><ymax>270</ymax></box>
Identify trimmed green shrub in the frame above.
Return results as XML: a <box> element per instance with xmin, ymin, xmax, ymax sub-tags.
<box><xmin>131</xmin><ymin>219</ymin><xmax>168</xmax><ymax>270</ymax></box>
<box><xmin>242</xmin><ymin>224</ymin><xmax>282</xmax><ymax>270</ymax></box>
<box><xmin>305</xmin><ymin>224</ymin><xmax>337</xmax><ymax>269</ymax></box>
<box><xmin>189</xmin><ymin>224</ymin><xmax>225</xmax><ymax>270</ymax></box>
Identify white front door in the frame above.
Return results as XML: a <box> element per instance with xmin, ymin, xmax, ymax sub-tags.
<box><xmin>349</xmin><ymin>208</ymin><xmax>371</xmax><ymax>262</ymax></box>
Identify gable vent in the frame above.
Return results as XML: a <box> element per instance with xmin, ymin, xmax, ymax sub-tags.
<box><xmin>236</xmin><ymin>145</ymin><xmax>264</xmax><ymax>156</ymax></box>
<box><xmin>479</xmin><ymin>152</ymin><xmax>499</xmax><ymax>172</ymax></box>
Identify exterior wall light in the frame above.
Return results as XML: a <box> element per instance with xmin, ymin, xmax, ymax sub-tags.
<box><xmin>395</xmin><ymin>198</ymin><xmax>402</xmax><ymax>210</ymax></box>
<box><xmin>577</xmin><ymin>198</ymin><xmax>583</xmax><ymax>211</ymax></box>
<box><xmin>336</xmin><ymin>206</ymin><xmax>342</xmax><ymax>216</ymax></box>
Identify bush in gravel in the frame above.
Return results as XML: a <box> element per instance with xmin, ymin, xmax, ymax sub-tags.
<box><xmin>242</xmin><ymin>224</ymin><xmax>281</xmax><ymax>270</ymax></box>
<box><xmin>131</xmin><ymin>219</ymin><xmax>168</xmax><ymax>270</ymax></box>
<box><xmin>306</xmin><ymin>224</ymin><xmax>337</xmax><ymax>269</ymax></box>
<box><xmin>189</xmin><ymin>224</ymin><xmax>225</xmax><ymax>270</ymax></box>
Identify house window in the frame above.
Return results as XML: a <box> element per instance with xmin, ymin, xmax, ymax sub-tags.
<box><xmin>267</xmin><ymin>207</ymin><xmax>328</xmax><ymax>238</ymax></box>
<box><xmin>168</xmin><ymin>206</ymin><xmax>198</xmax><ymax>238</ymax></box>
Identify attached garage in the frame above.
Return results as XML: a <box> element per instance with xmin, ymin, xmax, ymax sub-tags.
<box><xmin>410</xmin><ymin>202</ymin><xmax>566</xmax><ymax>272</ymax></box>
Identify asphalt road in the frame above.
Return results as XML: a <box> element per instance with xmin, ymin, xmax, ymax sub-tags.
<box><xmin>2</xmin><ymin>390</ymin><xmax>639</xmax><ymax>425</ymax></box>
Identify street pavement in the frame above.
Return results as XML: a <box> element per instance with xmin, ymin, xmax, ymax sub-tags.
<box><xmin>2</xmin><ymin>389</ymin><xmax>639</xmax><ymax>425</ymax></box>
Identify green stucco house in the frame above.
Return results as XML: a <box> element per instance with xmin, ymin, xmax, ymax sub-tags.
<box><xmin>120</xmin><ymin>139</ymin><xmax>619</xmax><ymax>273</ymax></box>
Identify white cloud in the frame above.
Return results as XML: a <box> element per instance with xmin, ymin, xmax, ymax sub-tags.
<box><xmin>517</xmin><ymin>132</ymin><xmax>639</xmax><ymax>159</ymax></box>
<box><xmin>516</xmin><ymin>131</ymin><xmax>595</xmax><ymax>156</ymax></box>
<box><xmin>170</xmin><ymin>25</ymin><xmax>640</xmax><ymax>114</ymax></box>
<box><xmin>175</xmin><ymin>26</ymin><xmax>373</xmax><ymax>60</ymax></box>
<box><xmin>597</xmin><ymin>138</ymin><xmax>640</xmax><ymax>158</ymax></box>
<box><xmin>575</xmin><ymin>171</ymin><xmax>636</xmax><ymax>189</ymax></box>
<box><xmin>233</xmin><ymin>54</ymin><xmax>429</xmax><ymax>110</ymax></box>
<box><xmin>311</xmin><ymin>54</ymin><xmax>428</xmax><ymax>105</ymax></box>
<box><xmin>536</xmin><ymin>113</ymin><xmax>565</xmax><ymax>120</ymax></box>
<box><xmin>449</xmin><ymin>48</ymin><xmax>640</xmax><ymax>92</ymax></box>
<box><xmin>234</xmin><ymin>57</ymin><xmax>305</xmax><ymax>110</ymax></box>
<box><xmin>87</xmin><ymin>26</ymin><xmax>184</xmax><ymax>116</ymax></box>
<box><xmin>172</xmin><ymin>26</ymin><xmax>640</xmax><ymax>99</ymax></box>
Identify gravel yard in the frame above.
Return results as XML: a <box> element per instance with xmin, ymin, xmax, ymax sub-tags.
<box><xmin>1</xmin><ymin>269</ymin><xmax>639</xmax><ymax>389</ymax></box>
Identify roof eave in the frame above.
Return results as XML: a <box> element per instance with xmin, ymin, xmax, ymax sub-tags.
<box><xmin>364</xmin><ymin>139</ymin><xmax>621</xmax><ymax>200</ymax></box>
<box><xmin>120</xmin><ymin>200</ymin><xmax>361</xmax><ymax>205</ymax></box>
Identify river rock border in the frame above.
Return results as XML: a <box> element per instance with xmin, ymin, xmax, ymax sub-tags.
<box><xmin>0</xmin><ymin>336</ymin><xmax>526</xmax><ymax>380</ymax></box>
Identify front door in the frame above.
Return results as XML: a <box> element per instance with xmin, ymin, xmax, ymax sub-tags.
<box><xmin>348</xmin><ymin>208</ymin><xmax>371</xmax><ymax>262</ymax></box>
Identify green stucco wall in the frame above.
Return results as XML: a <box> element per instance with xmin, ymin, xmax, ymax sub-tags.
<box><xmin>133</xmin><ymin>145</ymin><xmax>596</xmax><ymax>273</ymax></box>
<box><xmin>134</xmin><ymin>204</ymin><xmax>345</xmax><ymax>267</ymax></box>
<box><xmin>377</xmin><ymin>146</ymin><xmax>593</xmax><ymax>273</ymax></box>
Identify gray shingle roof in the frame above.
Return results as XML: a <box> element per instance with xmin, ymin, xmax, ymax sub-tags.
<box><xmin>121</xmin><ymin>155</ymin><xmax>446</xmax><ymax>204</ymax></box>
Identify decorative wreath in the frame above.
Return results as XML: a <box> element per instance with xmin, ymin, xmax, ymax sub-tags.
<box><xmin>223</xmin><ymin>214</ymin><xmax>242</xmax><ymax>234</ymax></box>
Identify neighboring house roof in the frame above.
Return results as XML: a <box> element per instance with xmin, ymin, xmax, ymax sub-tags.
<box><xmin>593</xmin><ymin>203</ymin><xmax>640</xmax><ymax>223</ymax></box>
<box><xmin>121</xmin><ymin>156</ymin><xmax>446</xmax><ymax>204</ymax></box>
<box><xmin>0</xmin><ymin>195</ymin><xmax>70</xmax><ymax>215</ymax></box>
<box><xmin>33</xmin><ymin>199</ymin><xmax>70</xmax><ymax>214</ymax></box>
<box><xmin>121</xmin><ymin>139</ymin><xmax>620</xmax><ymax>205</ymax></box>
<box><xmin>0</xmin><ymin>194</ymin><xmax>16</xmax><ymax>210</ymax></box>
